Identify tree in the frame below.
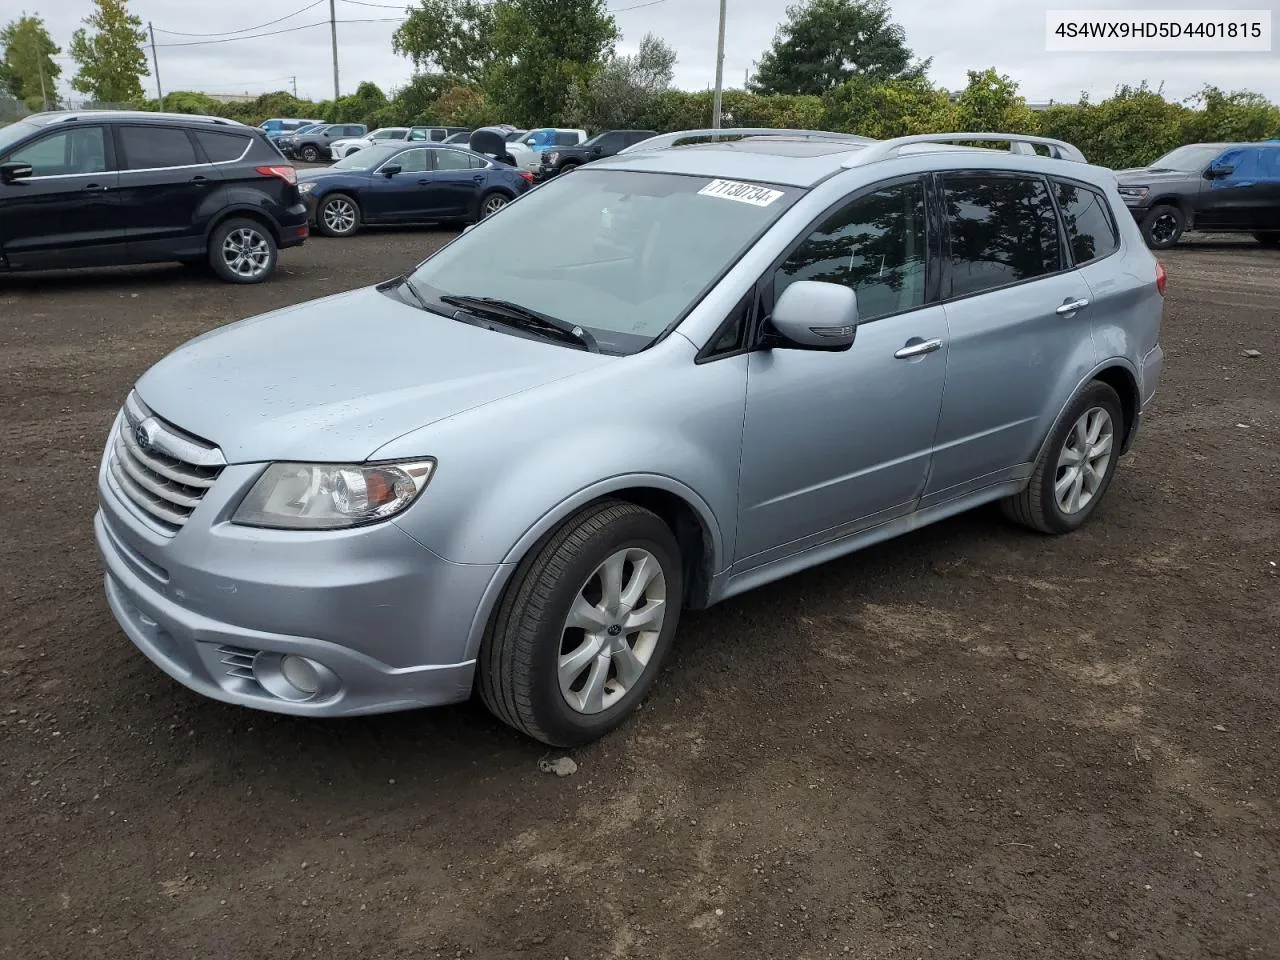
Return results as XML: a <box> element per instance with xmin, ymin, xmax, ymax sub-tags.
<box><xmin>565</xmin><ymin>33</ymin><xmax>676</xmax><ymax>130</ymax></box>
<box><xmin>69</xmin><ymin>0</ymin><xmax>149</xmax><ymax>103</ymax></box>
<box><xmin>954</xmin><ymin>68</ymin><xmax>1037</xmax><ymax>135</ymax></box>
<box><xmin>395</xmin><ymin>0</ymin><xmax>617</xmax><ymax>124</ymax></box>
<box><xmin>0</xmin><ymin>14</ymin><xmax>61</xmax><ymax>109</ymax></box>
<box><xmin>751</xmin><ymin>0</ymin><xmax>930</xmax><ymax>96</ymax></box>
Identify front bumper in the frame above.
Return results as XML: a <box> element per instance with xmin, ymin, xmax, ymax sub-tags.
<box><xmin>94</xmin><ymin>417</ymin><xmax>501</xmax><ymax>717</ymax></box>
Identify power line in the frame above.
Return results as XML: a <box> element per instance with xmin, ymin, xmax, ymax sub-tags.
<box><xmin>336</xmin><ymin>0</ymin><xmax>407</xmax><ymax>7</ymax></box>
<box><xmin>611</xmin><ymin>0</ymin><xmax>671</xmax><ymax>11</ymax></box>
<box><xmin>152</xmin><ymin>0</ymin><xmax>326</xmax><ymax>38</ymax></box>
<box><xmin>152</xmin><ymin>17</ymin><xmax>406</xmax><ymax>48</ymax></box>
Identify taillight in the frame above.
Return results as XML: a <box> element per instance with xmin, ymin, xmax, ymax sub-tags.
<box><xmin>256</xmin><ymin>164</ymin><xmax>298</xmax><ymax>185</ymax></box>
<box><xmin>1155</xmin><ymin>260</ymin><xmax>1167</xmax><ymax>296</ymax></box>
<box><xmin>520</xmin><ymin>171</ymin><xmax>534</xmax><ymax>183</ymax></box>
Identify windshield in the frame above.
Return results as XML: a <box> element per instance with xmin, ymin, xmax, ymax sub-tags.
<box><xmin>407</xmin><ymin>168</ymin><xmax>801</xmax><ymax>355</ymax></box>
<box><xmin>330</xmin><ymin>144</ymin><xmax>401</xmax><ymax>170</ymax></box>
<box><xmin>1149</xmin><ymin>144</ymin><xmax>1229</xmax><ymax>172</ymax></box>
<box><xmin>0</xmin><ymin>119</ymin><xmax>39</xmax><ymax>155</ymax></box>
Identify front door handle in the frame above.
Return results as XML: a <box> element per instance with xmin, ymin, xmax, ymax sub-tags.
<box><xmin>83</xmin><ymin>182</ymin><xmax>110</xmax><ymax>192</ymax></box>
<box><xmin>417</xmin><ymin>178</ymin><xmax>430</xmax><ymax>185</ymax></box>
<box><xmin>1056</xmin><ymin>298</ymin><xmax>1091</xmax><ymax>315</ymax></box>
<box><xmin>894</xmin><ymin>338</ymin><xmax>943</xmax><ymax>359</ymax></box>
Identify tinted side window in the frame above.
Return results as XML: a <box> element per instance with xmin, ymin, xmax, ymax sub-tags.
<box><xmin>467</xmin><ymin>155</ymin><xmax>488</xmax><ymax>169</ymax></box>
<box><xmin>118</xmin><ymin>125</ymin><xmax>199</xmax><ymax>169</ymax></box>
<box><xmin>325</xmin><ymin>126</ymin><xmax>345</xmax><ymax>137</ymax></box>
<box><xmin>345</xmin><ymin>126</ymin><xmax>365</xmax><ymax>137</ymax></box>
<box><xmin>774</xmin><ymin>179</ymin><xmax>928</xmax><ymax>322</ymax></box>
<box><xmin>433</xmin><ymin>149</ymin><xmax>471</xmax><ymax>171</ymax></box>
<box><xmin>943</xmin><ymin>174</ymin><xmax>1062</xmax><ymax>298</ymax></box>
<box><xmin>1054</xmin><ymin>180</ymin><xmax>1118</xmax><ymax>265</ymax></box>
<box><xmin>9</xmin><ymin>127</ymin><xmax>108</xmax><ymax>176</ymax></box>
<box><xmin>194</xmin><ymin>130</ymin><xmax>251</xmax><ymax>163</ymax></box>
<box><xmin>555</xmin><ymin>131</ymin><xmax>579</xmax><ymax>146</ymax></box>
<box><xmin>594</xmin><ymin>133</ymin><xmax>624</xmax><ymax>152</ymax></box>
<box><xmin>391</xmin><ymin>149</ymin><xmax>429</xmax><ymax>174</ymax></box>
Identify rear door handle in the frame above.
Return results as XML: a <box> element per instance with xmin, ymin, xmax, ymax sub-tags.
<box><xmin>417</xmin><ymin>178</ymin><xmax>430</xmax><ymax>185</ymax></box>
<box><xmin>1056</xmin><ymin>298</ymin><xmax>1091</xmax><ymax>315</ymax></box>
<box><xmin>191</xmin><ymin>175</ymin><xmax>209</xmax><ymax>185</ymax></box>
<box><xmin>894</xmin><ymin>338</ymin><xmax>943</xmax><ymax>359</ymax></box>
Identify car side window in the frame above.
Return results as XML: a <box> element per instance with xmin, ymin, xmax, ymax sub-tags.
<box><xmin>325</xmin><ymin>126</ymin><xmax>344</xmax><ymax>137</ymax></box>
<box><xmin>1226</xmin><ymin>147</ymin><xmax>1263</xmax><ymax>180</ymax></box>
<box><xmin>942</xmin><ymin>174</ymin><xmax>1062</xmax><ymax>299</ymax></box>
<box><xmin>8</xmin><ymin>127</ymin><xmax>108</xmax><ymax>176</ymax></box>
<box><xmin>774</xmin><ymin>178</ymin><xmax>928</xmax><ymax>323</ymax></box>
<box><xmin>194</xmin><ymin>130</ymin><xmax>251</xmax><ymax>163</ymax></box>
<box><xmin>1258</xmin><ymin>148</ymin><xmax>1280</xmax><ymax>180</ymax></box>
<box><xmin>1053</xmin><ymin>180</ymin><xmax>1118</xmax><ymax>266</ymax></box>
<box><xmin>555</xmin><ymin>131</ymin><xmax>579</xmax><ymax>146</ymax></box>
<box><xmin>390</xmin><ymin>149</ymin><xmax>429</xmax><ymax>174</ymax></box>
<box><xmin>346</xmin><ymin>126</ymin><xmax>365</xmax><ymax>137</ymax></box>
<box><xmin>118</xmin><ymin>125</ymin><xmax>199</xmax><ymax>170</ymax></box>
<box><xmin>467</xmin><ymin>155</ymin><xmax>488</xmax><ymax>169</ymax></box>
<box><xmin>433</xmin><ymin>150</ymin><xmax>471</xmax><ymax>171</ymax></box>
<box><xmin>594</xmin><ymin>133</ymin><xmax>623</xmax><ymax>152</ymax></box>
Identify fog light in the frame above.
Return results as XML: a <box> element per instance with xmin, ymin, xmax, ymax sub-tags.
<box><xmin>280</xmin><ymin>654</ymin><xmax>322</xmax><ymax>695</ymax></box>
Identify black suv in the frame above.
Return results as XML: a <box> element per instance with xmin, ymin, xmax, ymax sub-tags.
<box><xmin>284</xmin><ymin>123</ymin><xmax>367</xmax><ymax>162</ymax></box>
<box><xmin>0</xmin><ymin>110</ymin><xmax>308</xmax><ymax>284</ymax></box>
<box><xmin>537</xmin><ymin>129</ymin><xmax>658</xmax><ymax>179</ymax></box>
<box><xmin>1116</xmin><ymin>140</ymin><xmax>1280</xmax><ymax>249</ymax></box>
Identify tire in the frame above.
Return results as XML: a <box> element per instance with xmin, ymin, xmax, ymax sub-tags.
<box><xmin>1001</xmin><ymin>380</ymin><xmax>1125</xmax><ymax>535</ymax></box>
<box><xmin>1253</xmin><ymin>231</ymin><xmax>1280</xmax><ymax>248</ymax></box>
<box><xmin>478</xmin><ymin>499</ymin><xmax>684</xmax><ymax>747</ymax></box>
<box><xmin>478</xmin><ymin>190</ymin><xmax>511</xmax><ymax>219</ymax></box>
<box><xmin>207</xmin><ymin>217</ymin><xmax>277</xmax><ymax>284</ymax></box>
<box><xmin>1140</xmin><ymin>204</ymin><xmax>1184</xmax><ymax>249</ymax></box>
<box><xmin>316</xmin><ymin>193</ymin><xmax>361</xmax><ymax>238</ymax></box>
<box><xmin>299</xmin><ymin>144</ymin><xmax>320</xmax><ymax>163</ymax></box>
<box><xmin>559</xmin><ymin>161</ymin><xmax>581</xmax><ymax>175</ymax></box>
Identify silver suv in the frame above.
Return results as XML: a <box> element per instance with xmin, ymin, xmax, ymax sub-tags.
<box><xmin>95</xmin><ymin>130</ymin><xmax>1166</xmax><ymax>747</ymax></box>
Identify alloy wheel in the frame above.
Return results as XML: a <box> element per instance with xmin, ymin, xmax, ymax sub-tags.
<box><xmin>323</xmin><ymin>199</ymin><xmax>357</xmax><ymax>235</ymax></box>
<box><xmin>557</xmin><ymin>547</ymin><xmax>667</xmax><ymax>715</ymax></box>
<box><xmin>220</xmin><ymin>227</ymin><xmax>271</xmax><ymax>279</ymax></box>
<box><xmin>1150</xmin><ymin>212</ymin><xmax>1179</xmax><ymax>245</ymax></box>
<box><xmin>483</xmin><ymin>195</ymin><xmax>508</xmax><ymax>216</ymax></box>
<box><xmin>1055</xmin><ymin>407</ymin><xmax>1114</xmax><ymax>515</ymax></box>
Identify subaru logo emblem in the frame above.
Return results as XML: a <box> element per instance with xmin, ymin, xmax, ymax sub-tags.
<box><xmin>134</xmin><ymin>419</ymin><xmax>156</xmax><ymax>453</ymax></box>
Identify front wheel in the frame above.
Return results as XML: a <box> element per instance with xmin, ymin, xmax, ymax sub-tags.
<box><xmin>1140</xmin><ymin>204</ymin><xmax>1184</xmax><ymax>249</ymax></box>
<box><xmin>208</xmin><ymin>218</ymin><xmax>277</xmax><ymax>284</ymax></box>
<box><xmin>1001</xmin><ymin>380</ymin><xmax>1125</xmax><ymax>534</ymax></box>
<box><xmin>316</xmin><ymin>193</ymin><xmax>361</xmax><ymax>237</ymax></box>
<box><xmin>299</xmin><ymin>144</ymin><xmax>320</xmax><ymax>163</ymax></box>
<box><xmin>478</xmin><ymin>500</ymin><xmax>684</xmax><ymax>747</ymax></box>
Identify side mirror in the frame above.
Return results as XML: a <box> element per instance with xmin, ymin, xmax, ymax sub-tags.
<box><xmin>767</xmin><ymin>281</ymin><xmax>859</xmax><ymax>351</ymax></box>
<box><xmin>1205</xmin><ymin>164</ymin><xmax>1235</xmax><ymax>180</ymax></box>
<box><xmin>0</xmin><ymin>161</ymin><xmax>34</xmax><ymax>183</ymax></box>
<box><xmin>590</xmin><ymin>146</ymin><xmax>603</xmax><ymax>157</ymax></box>
<box><xmin>381</xmin><ymin>164</ymin><xmax>402</xmax><ymax>177</ymax></box>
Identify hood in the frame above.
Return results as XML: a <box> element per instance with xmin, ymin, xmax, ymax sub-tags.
<box><xmin>132</xmin><ymin>285</ymin><xmax>611</xmax><ymax>464</ymax></box>
<box><xmin>1113</xmin><ymin>166</ymin><xmax>1196</xmax><ymax>184</ymax></box>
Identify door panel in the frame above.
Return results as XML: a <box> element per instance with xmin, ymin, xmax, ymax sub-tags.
<box><xmin>115</xmin><ymin>124</ymin><xmax>216</xmax><ymax>260</ymax></box>
<box><xmin>735</xmin><ymin>176</ymin><xmax>946</xmax><ymax>568</ymax></box>
<box><xmin>0</xmin><ymin>124</ymin><xmax>124</xmax><ymax>269</ymax></box>
<box><xmin>365</xmin><ymin>148</ymin><xmax>433</xmax><ymax>221</ymax></box>
<box><xmin>924</xmin><ymin>172</ymin><xmax>1096</xmax><ymax>502</ymax></box>
<box><xmin>736</xmin><ymin>308</ymin><xmax>949</xmax><ymax>568</ymax></box>
<box><xmin>1198</xmin><ymin>148</ymin><xmax>1261</xmax><ymax>231</ymax></box>
<box><xmin>426</xmin><ymin>148</ymin><xmax>485</xmax><ymax>216</ymax></box>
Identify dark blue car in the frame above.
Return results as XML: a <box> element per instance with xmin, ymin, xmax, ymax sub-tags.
<box><xmin>298</xmin><ymin>142</ymin><xmax>534</xmax><ymax>237</ymax></box>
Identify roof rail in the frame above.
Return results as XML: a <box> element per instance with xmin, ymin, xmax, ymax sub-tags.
<box><xmin>619</xmin><ymin>127</ymin><xmax>875</xmax><ymax>155</ymax></box>
<box><xmin>846</xmin><ymin>132</ymin><xmax>1087</xmax><ymax>166</ymax></box>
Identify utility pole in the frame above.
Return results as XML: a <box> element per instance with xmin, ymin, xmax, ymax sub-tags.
<box><xmin>712</xmin><ymin>0</ymin><xmax>727</xmax><ymax>131</ymax></box>
<box><xmin>148</xmin><ymin>22</ymin><xmax>163</xmax><ymax>106</ymax></box>
<box><xmin>291</xmin><ymin>76</ymin><xmax>298</xmax><ymax>98</ymax></box>
<box><xmin>328</xmin><ymin>0</ymin><xmax>340</xmax><ymax>100</ymax></box>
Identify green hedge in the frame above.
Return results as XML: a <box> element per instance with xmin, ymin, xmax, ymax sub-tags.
<box><xmin>134</xmin><ymin>71</ymin><xmax>1280</xmax><ymax>171</ymax></box>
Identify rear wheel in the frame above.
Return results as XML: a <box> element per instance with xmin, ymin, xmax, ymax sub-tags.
<box><xmin>479</xmin><ymin>191</ymin><xmax>511</xmax><ymax>219</ymax></box>
<box><xmin>317</xmin><ymin>193</ymin><xmax>361</xmax><ymax>237</ymax></box>
<box><xmin>208</xmin><ymin>218</ymin><xmax>277</xmax><ymax>284</ymax></box>
<box><xmin>478</xmin><ymin>499</ymin><xmax>684</xmax><ymax>747</ymax></box>
<box><xmin>1140</xmin><ymin>204</ymin><xmax>1184</xmax><ymax>249</ymax></box>
<box><xmin>1253</xmin><ymin>231</ymin><xmax>1280</xmax><ymax>248</ymax></box>
<box><xmin>1001</xmin><ymin>380</ymin><xmax>1125</xmax><ymax>534</ymax></box>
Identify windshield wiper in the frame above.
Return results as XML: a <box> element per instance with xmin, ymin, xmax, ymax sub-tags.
<box><xmin>439</xmin><ymin>295</ymin><xmax>600</xmax><ymax>353</ymax></box>
<box><xmin>396</xmin><ymin>274</ymin><xmax>431</xmax><ymax>311</ymax></box>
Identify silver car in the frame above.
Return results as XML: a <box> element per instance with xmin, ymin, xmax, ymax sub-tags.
<box><xmin>95</xmin><ymin>130</ymin><xmax>1166</xmax><ymax>746</ymax></box>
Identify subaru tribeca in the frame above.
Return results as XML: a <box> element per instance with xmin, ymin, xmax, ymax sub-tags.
<box><xmin>94</xmin><ymin>130</ymin><xmax>1166</xmax><ymax>746</ymax></box>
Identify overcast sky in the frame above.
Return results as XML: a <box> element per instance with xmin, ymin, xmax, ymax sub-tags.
<box><xmin>36</xmin><ymin>0</ymin><xmax>1280</xmax><ymax>107</ymax></box>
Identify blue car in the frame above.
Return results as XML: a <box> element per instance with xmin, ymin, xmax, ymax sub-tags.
<box><xmin>298</xmin><ymin>142</ymin><xmax>534</xmax><ymax>237</ymax></box>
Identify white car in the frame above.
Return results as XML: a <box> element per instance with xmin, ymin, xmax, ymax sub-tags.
<box><xmin>330</xmin><ymin>127</ymin><xmax>413</xmax><ymax>160</ymax></box>
<box><xmin>504</xmin><ymin>128</ymin><xmax>588</xmax><ymax>171</ymax></box>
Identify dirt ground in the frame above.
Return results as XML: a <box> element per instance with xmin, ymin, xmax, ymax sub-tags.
<box><xmin>1</xmin><ymin>230</ymin><xmax>1277</xmax><ymax>960</ymax></box>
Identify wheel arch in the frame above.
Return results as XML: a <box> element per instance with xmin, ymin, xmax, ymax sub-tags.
<box><xmin>205</xmin><ymin>204</ymin><xmax>282</xmax><ymax>245</ymax></box>
<box><xmin>1033</xmin><ymin>359</ymin><xmax>1141</xmax><ymax>466</ymax></box>
<box><xmin>1146</xmin><ymin>193</ymin><xmax>1194</xmax><ymax>223</ymax></box>
<box><xmin>461</xmin><ymin>477</ymin><xmax>725</xmax><ymax>662</ymax></box>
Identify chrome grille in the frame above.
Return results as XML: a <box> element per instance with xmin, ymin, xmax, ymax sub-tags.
<box><xmin>107</xmin><ymin>391</ymin><xmax>226</xmax><ymax>532</ymax></box>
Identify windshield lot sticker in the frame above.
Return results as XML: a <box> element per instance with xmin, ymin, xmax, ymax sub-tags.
<box><xmin>698</xmin><ymin>179</ymin><xmax>784</xmax><ymax>207</ymax></box>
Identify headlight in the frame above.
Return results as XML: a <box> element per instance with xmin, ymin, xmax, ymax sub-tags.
<box><xmin>1118</xmin><ymin>185</ymin><xmax>1149</xmax><ymax>203</ymax></box>
<box><xmin>232</xmin><ymin>460</ymin><xmax>435</xmax><ymax>530</ymax></box>
<box><xmin>298</xmin><ymin>182</ymin><xmax>316</xmax><ymax>194</ymax></box>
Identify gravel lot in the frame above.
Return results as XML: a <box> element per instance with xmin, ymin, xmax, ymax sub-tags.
<box><xmin>1</xmin><ymin>229</ymin><xmax>1277</xmax><ymax>960</ymax></box>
